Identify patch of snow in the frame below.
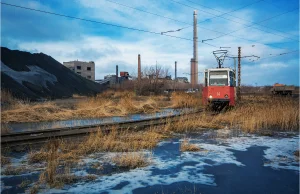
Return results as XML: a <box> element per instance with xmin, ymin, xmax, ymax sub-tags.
<box><xmin>1</xmin><ymin>62</ymin><xmax>57</xmax><ymax>89</ymax></box>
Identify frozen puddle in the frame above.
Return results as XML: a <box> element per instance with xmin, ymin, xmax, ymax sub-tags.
<box><xmin>1</xmin><ymin>132</ymin><xmax>299</xmax><ymax>194</ymax></box>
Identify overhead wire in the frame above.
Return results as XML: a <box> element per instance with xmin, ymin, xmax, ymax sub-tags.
<box><xmin>103</xmin><ymin>0</ymin><xmax>297</xmax><ymax>51</ymax></box>
<box><xmin>178</xmin><ymin>0</ymin><xmax>266</xmax><ymax>30</ymax></box>
<box><xmin>169</xmin><ymin>0</ymin><xmax>299</xmax><ymax>42</ymax></box>
<box><xmin>185</xmin><ymin>0</ymin><xmax>298</xmax><ymax>39</ymax></box>
<box><xmin>1</xmin><ymin>2</ymin><xmax>209</xmax><ymax>45</ymax></box>
<box><xmin>209</xmin><ymin>8</ymin><xmax>298</xmax><ymax>41</ymax></box>
<box><xmin>257</xmin><ymin>50</ymin><xmax>299</xmax><ymax>60</ymax></box>
<box><xmin>2</xmin><ymin>1</ymin><xmax>298</xmax><ymax>52</ymax></box>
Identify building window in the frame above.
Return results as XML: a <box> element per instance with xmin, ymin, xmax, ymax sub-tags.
<box><xmin>87</xmin><ymin>67</ymin><xmax>91</xmax><ymax>71</ymax></box>
<box><xmin>87</xmin><ymin>76</ymin><xmax>91</xmax><ymax>79</ymax></box>
<box><xmin>77</xmin><ymin>72</ymin><xmax>81</xmax><ymax>74</ymax></box>
<box><xmin>77</xmin><ymin>66</ymin><xmax>81</xmax><ymax>70</ymax></box>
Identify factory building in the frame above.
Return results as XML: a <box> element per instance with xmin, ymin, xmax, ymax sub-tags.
<box><xmin>63</xmin><ymin>60</ymin><xmax>95</xmax><ymax>81</ymax></box>
<box><xmin>175</xmin><ymin>77</ymin><xmax>189</xmax><ymax>83</ymax></box>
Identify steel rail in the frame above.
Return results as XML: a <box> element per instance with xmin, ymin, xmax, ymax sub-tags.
<box><xmin>1</xmin><ymin>110</ymin><xmax>203</xmax><ymax>146</ymax></box>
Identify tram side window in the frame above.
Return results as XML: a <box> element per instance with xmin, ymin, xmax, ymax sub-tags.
<box><xmin>231</xmin><ymin>71</ymin><xmax>236</xmax><ymax>86</ymax></box>
<box><xmin>205</xmin><ymin>72</ymin><xmax>208</xmax><ymax>86</ymax></box>
<box><xmin>229</xmin><ymin>71</ymin><xmax>235</xmax><ymax>86</ymax></box>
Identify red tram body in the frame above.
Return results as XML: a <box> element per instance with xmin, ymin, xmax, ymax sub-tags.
<box><xmin>202</xmin><ymin>68</ymin><xmax>236</xmax><ymax>107</ymax></box>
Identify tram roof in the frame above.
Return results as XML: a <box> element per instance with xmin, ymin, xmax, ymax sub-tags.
<box><xmin>204</xmin><ymin>67</ymin><xmax>234</xmax><ymax>72</ymax></box>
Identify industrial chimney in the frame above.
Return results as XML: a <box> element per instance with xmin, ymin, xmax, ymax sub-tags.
<box><xmin>116</xmin><ymin>65</ymin><xmax>118</xmax><ymax>84</ymax></box>
<box><xmin>138</xmin><ymin>54</ymin><xmax>141</xmax><ymax>81</ymax></box>
<box><xmin>190</xmin><ymin>10</ymin><xmax>198</xmax><ymax>89</ymax></box>
<box><xmin>175</xmin><ymin>61</ymin><xmax>177</xmax><ymax>80</ymax></box>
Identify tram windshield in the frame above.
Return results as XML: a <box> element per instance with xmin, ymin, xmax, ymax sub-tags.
<box><xmin>209</xmin><ymin>71</ymin><xmax>228</xmax><ymax>86</ymax></box>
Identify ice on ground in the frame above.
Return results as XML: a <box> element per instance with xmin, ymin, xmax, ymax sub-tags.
<box><xmin>4</xmin><ymin>133</ymin><xmax>299</xmax><ymax>194</ymax></box>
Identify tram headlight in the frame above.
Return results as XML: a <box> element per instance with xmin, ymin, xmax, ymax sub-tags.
<box><xmin>209</xmin><ymin>95</ymin><xmax>213</xmax><ymax>99</ymax></box>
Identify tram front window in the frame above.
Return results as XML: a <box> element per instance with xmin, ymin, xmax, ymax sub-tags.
<box><xmin>209</xmin><ymin>71</ymin><xmax>228</xmax><ymax>86</ymax></box>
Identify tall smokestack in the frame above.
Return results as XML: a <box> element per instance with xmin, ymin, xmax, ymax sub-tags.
<box><xmin>193</xmin><ymin>10</ymin><xmax>198</xmax><ymax>63</ymax></box>
<box><xmin>175</xmin><ymin>61</ymin><xmax>177</xmax><ymax>80</ymax></box>
<box><xmin>190</xmin><ymin>10</ymin><xmax>198</xmax><ymax>89</ymax></box>
<box><xmin>116</xmin><ymin>65</ymin><xmax>118</xmax><ymax>83</ymax></box>
<box><xmin>138</xmin><ymin>54</ymin><xmax>141</xmax><ymax>81</ymax></box>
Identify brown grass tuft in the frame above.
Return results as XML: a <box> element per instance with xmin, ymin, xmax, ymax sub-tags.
<box><xmin>29</xmin><ymin>184</ymin><xmax>39</xmax><ymax>194</ymax></box>
<box><xmin>28</xmin><ymin>150</ymin><xmax>48</xmax><ymax>164</ymax></box>
<box><xmin>1</xmin><ymin>89</ymin><xmax>16</xmax><ymax>105</ymax></box>
<box><xmin>1</xmin><ymin>155</ymin><xmax>11</xmax><ymax>166</ymax></box>
<box><xmin>2</xmin><ymin>165</ymin><xmax>26</xmax><ymax>175</ymax></box>
<box><xmin>180</xmin><ymin>139</ymin><xmax>201</xmax><ymax>152</ymax></box>
<box><xmin>85</xmin><ymin>174</ymin><xmax>97</xmax><ymax>181</ymax></box>
<box><xmin>18</xmin><ymin>179</ymin><xmax>31</xmax><ymax>188</ymax></box>
<box><xmin>112</xmin><ymin>153</ymin><xmax>150</xmax><ymax>169</ymax></box>
<box><xmin>294</xmin><ymin>150</ymin><xmax>299</xmax><ymax>158</ymax></box>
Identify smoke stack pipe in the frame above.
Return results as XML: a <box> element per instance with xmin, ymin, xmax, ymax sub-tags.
<box><xmin>190</xmin><ymin>10</ymin><xmax>198</xmax><ymax>89</ymax></box>
<box><xmin>116</xmin><ymin>65</ymin><xmax>118</xmax><ymax>83</ymax></box>
<box><xmin>138</xmin><ymin>54</ymin><xmax>141</xmax><ymax>81</ymax></box>
<box><xmin>175</xmin><ymin>61</ymin><xmax>177</xmax><ymax>80</ymax></box>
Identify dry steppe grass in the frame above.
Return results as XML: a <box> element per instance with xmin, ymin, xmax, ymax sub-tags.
<box><xmin>2</xmin><ymin>90</ymin><xmax>196</xmax><ymax>123</ymax></box>
<box><xmin>171</xmin><ymin>92</ymin><xmax>202</xmax><ymax>108</ymax></box>
<box><xmin>2</xmin><ymin>90</ymin><xmax>297</xmax><ymax>132</ymax></box>
<box><xmin>216</xmin><ymin>97</ymin><xmax>299</xmax><ymax>132</ymax></box>
<box><xmin>28</xmin><ymin>127</ymin><xmax>165</xmax><ymax>164</ymax></box>
<box><xmin>167</xmin><ymin>97</ymin><xmax>299</xmax><ymax>132</ymax></box>
<box><xmin>26</xmin><ymin>127</ymin><xmax>164</xmax><ymax>192</ymax></box>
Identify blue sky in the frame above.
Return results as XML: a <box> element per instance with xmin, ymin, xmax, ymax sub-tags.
<box><xmin>1</xmin><ymin>0</ymin><xmax>299</xmax><ymax>86</ymax></box>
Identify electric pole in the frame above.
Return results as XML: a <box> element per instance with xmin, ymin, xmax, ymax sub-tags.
<box><xmin>237</xmin><ymin>47</ymin><xmax>241</xmax><ymax>101</ymax></box>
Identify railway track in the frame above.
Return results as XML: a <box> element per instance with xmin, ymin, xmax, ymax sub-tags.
<box><xmin>1</xmin><ymin>110</ymin><xmax>203</xmax><ymax>146</ymax></box>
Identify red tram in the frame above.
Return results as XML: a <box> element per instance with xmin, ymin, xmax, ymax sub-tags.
<box><xmin>202</xmin><ymin>67</ymin><xmax>236</xmax><ymax>108</ymax></box>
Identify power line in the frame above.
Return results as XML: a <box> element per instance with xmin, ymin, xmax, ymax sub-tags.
<box><xmin>169</xmin><ymin>0</ymin><xmax>299</xmax><ymax>42</ymax></box>
<box><xmin>104</xmin><ymin>0</ymin><xmax>191</xmax><ymax>26</ymax></box>
<box><xmin>184</xmin><ymin>0</ymin><xmax>298</xmax><ymax>39</ymax></box>
<box><xmin>1</xmin><ymin>2</ymin><xmax>219</xmax><ymax>48</ymax></box>
<box><xmin>103</xmin><ymin>0</ymin><xmax>296</xmax><ymax>51</ymax></box>
<box><xmin>0</xmin><ymin>2</ymin><xmax>192</xmax><ymax>42</ymax></box>
<box><xmin>209</xmin><ymin>8</ymin><xmax>298</xmax><ymax>41</ymax></box>
<box><xmin>258</xmin><ymin>50</ymin><xmax>299</xmax><ymax>60</ymax></box>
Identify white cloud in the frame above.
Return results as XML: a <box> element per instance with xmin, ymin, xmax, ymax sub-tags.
<box><xmin>4</xmin><ymin>0</ymin><xmax>298</xmax><ymax>85</ymax></box>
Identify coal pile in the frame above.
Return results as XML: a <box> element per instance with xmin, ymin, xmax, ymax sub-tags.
<box><xmin>1</xmin><ymin>47</ymin><xmax>105</xmax><ymax>100</ymax></box>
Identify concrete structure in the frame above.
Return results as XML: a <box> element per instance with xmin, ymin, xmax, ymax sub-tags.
<box><xmin>190</xmin><ymin>10</ymin><xmax>198</xmax><ymax>89</ymax></box>
<box><xmin>176</xmin><ymin>77</ymin><xmax>189</xmax><ymax>83</ymax></box>
<box><xmin>63</xmin><ymin>60</ymin><xmax>95</xmax><ymax>81</ymax></box>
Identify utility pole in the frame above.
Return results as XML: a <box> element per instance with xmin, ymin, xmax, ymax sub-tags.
<box><xmin>137</xmin><ymin>54</ymin><xmax>141</xmax><ymax>95</ymax></box>
<box><xmin>175</xmin><ymin>61</ymin><xmax>177</xmax><ymax>91</ymax></box>
<box><xmin>138</xmin><ymin>54</ymin><xmax>141</xmax><ymax>82</ymax></box>
<box><xmin>190</xmin><ymin>10</ymin><xmax>198</xmax><ymax>89</ymax></box>
<box><xmin>237</xmin><ymin>47</ymin><xmax>241</xmax><ymax>101</ymax></box>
